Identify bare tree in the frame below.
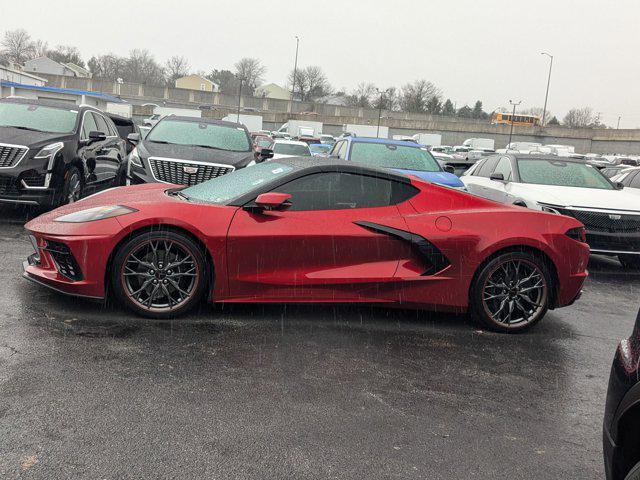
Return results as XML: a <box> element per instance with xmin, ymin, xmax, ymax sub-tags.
<box><xmin>234</xmin><ymin>57</ymin><xmax>266</xmax><ymax>95</ymax></box>
<box><xmin>346</xmin><ymin>82</ymin><xmax>377</xmax><ymax>108</ymax></box>
<box><xmin>399</xmin><ymin>79</ymin><xmax>440</xmax><ymax>113</ymax></box>
<box><xmin>563</xmin><ymin>107</ymin><xmax>596</xmax><ymax>128</ymax></box>
<box><xmin>287</xmin><ymin>65</ymin><xmax>331</xmax><ymax>101</ymax></box>
<box><xmin>165</xmin><ymin>55</ymin><xmax>190</xmax><ymax>85</ymax></box>
<box><xmin>1</xmin><ymin>29</ymin><xmax>35</xmax><ymax>64</ymax></box>
<box><xmin>124</xmin><ymin>49</ymin><xmax>165</xmax><ymax>85</ymax></box>
<box><xmin>372</xmin><ymin>87</ymin><xmax>400</xmax><ymax>111</ymax></box>
<box><xmin>49</xmin><ymin>45</ymin><xmax>85</xmax><ymax>67</ymax></box>
<box><xmin>32</xmin><ymin>39</ymin><xmax>49</xmax><ymax>59</ymax></box>
<box><xmin>88</xmin><ymin>54</ymin><xmax>127</xmax><ymax>80</ymax></box>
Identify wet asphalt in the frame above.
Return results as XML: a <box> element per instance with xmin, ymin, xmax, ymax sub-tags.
<box><xmin>0</xmin><ymin>205</ymin><xmax>638</xmax><ymax>479</ymax></box>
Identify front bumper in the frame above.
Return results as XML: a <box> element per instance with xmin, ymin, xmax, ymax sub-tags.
<box><xmin>587</xmin><ymin>230</ymin><xmax>640</xmax><ymax>256</ymax></box>
<box><xmin>0</xmin><ymin>173</ymin><xmax>57</xmax><ymax>206</ymax></box>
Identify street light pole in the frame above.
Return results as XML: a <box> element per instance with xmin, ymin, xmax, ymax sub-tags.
<box><xmin>541</xmin><ymin>52</ymin><xmax>553</xmax><ymax>126</ymax></box>
<box><xmin>617</xmin><ymin>115</ymin><xmax>622</xmax><ymax>129</ymax></box>
<box><xmin>376</xmin><ymin>88</ymin><xmax>385</xmax><ymax>138</ymax></box>
<box><xmin>291</xmin><ymin>36</ymin><xmax>299</xmax><ymax>102</ymax></box>
<box><xmin>508</xmin><ymin>100</ymin><xmax>522</xmax><ymax>148</ymax></box>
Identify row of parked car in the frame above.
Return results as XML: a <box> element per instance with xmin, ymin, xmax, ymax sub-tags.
<box><xmin>1</xmin><ymin>97</ymin><xmax>638</xmax><ymax>270</ymax></box>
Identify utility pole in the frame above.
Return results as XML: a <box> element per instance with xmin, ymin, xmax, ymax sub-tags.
<box><xmin>236</xmin><ymin>77</ymin><xmax>243</xmax><ymax>122</ymax></box>
<box><xmin>376</xmin><ymin>88</ymin><xmax>386</xmax><ymax>138</ymax></box>
<box><xmin>508</xmin><ymin>100</ymin><xmax>522</xmax><ymax>148</ymax></box>
<box><xmin>291</xmin><ymin>36</ymin><xmax>299</xmax><ymax>103</ymax></box>
<box><xmin>617</xmin><ymin>115</ymin><xmax>622</xmax><ymax>129</ymax></box>
<box><xmin>541</xmin><ymin>52</ymin><xmax>553</xmax><ymax>126</ymax></box>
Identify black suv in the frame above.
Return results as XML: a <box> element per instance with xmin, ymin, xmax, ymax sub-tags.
<box><xmin>0</xmin><ymin>98</ymin><xmax>127</xmax><ymax>207</ymax></box>
<box><xmin>125</xmin><ymin>116</ymin><xmax>272</xmax><ymax>187</ymax></box>
<box><xmin>604</xmin><ymin>307</ymin><xmax>640</xmax><ymax>479</ymax></box>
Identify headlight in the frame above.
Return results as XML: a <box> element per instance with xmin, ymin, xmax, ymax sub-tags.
<box><xmin>55</xmin><ymin>205</ymin><xmax>137</xmax><ymax>223</ymax></box>
<box><xmin>128</xmin><ymin>147</ymin><xmax>143</xmax><ymax>168</ymax></box>
<box><xmin>539</xmin><ymin>204</ymin><xmax>562</xmax><ymax>214</ymax></box>
<box><xmin>34</xmin><ymin>142</ymin><xmax>64</xmax><ymax>160</ymax></box>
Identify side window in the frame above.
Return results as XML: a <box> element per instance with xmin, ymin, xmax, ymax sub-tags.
<box><xmin>338</xmin><ymin>141</ymin><xmax>349</xmax><ymax>160</ymax></box>
<box><xmin>626</xmin><ymin>171</ymin><xmax>640</xmax><ymax>187</ymax></box>
<box><xmin>330</xmin><ymin>141</ymin><xmax>342</xmax><ymax>156</ymax></box>
<box><xmin>270</xmin><ymin>172</ymin><xmax>414</xmax><ymax>211</ymax></box>
<box><xmin>92</xmin><ymin>113</ymin><xmax>110</xmax><ymax>135</ymax></box>
<box><xmin>81</xmin><ymin>111</ymin><xmax>98</xmax><ymax>139</ymax></box>
<box><xmin>493</xmin><ymin>156</ymin><xmax>513</xmax><ymax>180</ymax></box>
<box><xmin>475</xmin><ymin>156</ymin><xmax>500</xmax><ymax>177</ymax></box>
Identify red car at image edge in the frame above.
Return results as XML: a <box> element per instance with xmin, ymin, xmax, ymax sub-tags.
<box><xmin>23</xmin><ymin>158</ymin><xmax>589</xmax><ymax>332</ymax></box>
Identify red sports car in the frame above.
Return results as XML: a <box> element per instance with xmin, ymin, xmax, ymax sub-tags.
<box><xmin>23</xmin><ymin>158</ymin><xmax>589</xmax><ymax>332</ymax></box>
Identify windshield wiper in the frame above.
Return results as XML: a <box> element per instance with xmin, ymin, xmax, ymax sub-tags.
<box><xmin>149</xmin><ymin>140</ymin><xmax>176</xmax><ymax>145</ymax></box>
<box><xmin>168</xmin><ymin>189</ymin><xmax>190</xmax><ymax>202</ymax></box>
<box><xmin>194</xmin><ymin>144</ymin><xmax>224</xmax><ymax>151</ymax></box>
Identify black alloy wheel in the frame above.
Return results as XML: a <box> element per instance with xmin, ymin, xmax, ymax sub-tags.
<box><xmin>112</xmin><ymin>230</ymin><xmax>209</xmax><ymax>318</ymax></box>
<box><xmin>471</xmin><ymin>252</ymin><xmax>551</xmax><ymax>333</ymax></box>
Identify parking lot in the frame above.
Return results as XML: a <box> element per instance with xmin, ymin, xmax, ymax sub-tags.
<box><xmin>0</xmin><ymin>205</ymin><xmax>635</xmax><ymax>479</ymax></box>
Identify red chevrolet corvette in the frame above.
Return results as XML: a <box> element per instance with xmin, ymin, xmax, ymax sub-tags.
<box><xmin>23</xmin><ymin>158</ymin><xmax>589</xmax><ymax>332</ymax></box>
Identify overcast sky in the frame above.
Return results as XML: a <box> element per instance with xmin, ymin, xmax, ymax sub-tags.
<box><xmin>3</xmin><ymin>0</ymin><xmax>639</xmax><ymax>126</ymax></box>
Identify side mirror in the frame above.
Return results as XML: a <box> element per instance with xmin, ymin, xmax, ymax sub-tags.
<box><xmin>127</xmin><ymin>133</ymin><xmax>140</xmax><ymax>144</ymax></box>
<box><xmin>257</xmin><ymin>148</ymin><xmax>274</xmax><ymax>163</ymax></box>
<box><xmin>245</xmin><ymin>192</ymin><xmax>292</xmax><ymax>213</ymax></box>
<box><xmin>444</xmin><ymin>164</ymin><xmax>455</xmax><ymax>174</ymax></box>
<box><xmin>490</xmin><ymin>172</ymin><xmax>505</xmax><ymax>181</ymax></box>
<box><xmin>81</xmin><ymin>130</ymin><xmax>107</xmax><ymax>146</ymax></box>
<box><xmin>615</xmin><ymin>182</ymin><xmax>625</xmax><ymax>190</ymax></box>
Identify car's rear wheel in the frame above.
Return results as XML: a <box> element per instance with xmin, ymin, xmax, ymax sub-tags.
<box><xmin>111</xmin><ymin>230</ymin><xmax>209</xmax><ymax>318</ymax></box>
<box><xmin>470</xmin><ymin>252</ymin><xmax>551</xmax><ymax>333</ymax></box>
<box><xmin>625</xmin><ymin>462</ymin><xmax>640</xmax><ymax>480</ymax></box>
<box><xmin>619</xmin><ymin>254</ymin><xmax>640</xmax><ymax>270</ymax></box>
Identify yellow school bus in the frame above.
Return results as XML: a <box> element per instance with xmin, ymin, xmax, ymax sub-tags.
<box><xmin>491</xmin><ymin>112</ymin><xmax>541</xmax><ymax>126</ymax></box>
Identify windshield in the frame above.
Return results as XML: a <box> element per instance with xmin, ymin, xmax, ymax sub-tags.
<box><xmin>148</xmin><ymin>119</ymin><xmax>251</xmax><ymax>151</ymax></box>
<box><xmin>183</xmin><ymin>161</ymin><xmax>295</xmax><ymax>204</ymax></box>
<box><xmin>273</xmin><ymin>143</ymin><xmax>311</xmax><ymax>156</ymax></box>
<box><xmin>256</xmin><ymin>139</ymin><xmax>272</xmax><ymax>148</ymax></box>
<box><xmin>517</xmin><ymin>159</ymin><xmax>614</xmax><ymax>189</ymax></box>
<box><xmin>349</xmin><ymin>142</ymin><xmax>441</xmax><ymax>172</ymax></box>
<box><xmin>0</xmin><ymin>102</ymin><xmax>78</xmax><ymax>134</ymax></box>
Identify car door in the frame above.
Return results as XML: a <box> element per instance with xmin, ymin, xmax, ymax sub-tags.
<box><xmin>226</xmin><ymin>171</ymin><xmax>417</xmax><ymax>302</ymax></box>
<box><xmin>91</xmin><ymin>112</ymin><xmax>122</xmax><ymax>184</ymax></box>
<box><xmin>78</xmin><ymin>111</ymin><xmax>101</xmax><ymax>187</ymax></box>
<box><xmin>462</xmin><ymin>156</ymin><xmax>500</xmax><ymax>196</ymax></box>
<box><xmin>481</xmin><ymin>156</ymin><xmax>514</xmax><ymax>203</ymax></box>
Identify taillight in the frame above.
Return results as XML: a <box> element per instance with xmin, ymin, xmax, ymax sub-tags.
<box><xmin>565</xmin><ymin>226</ymin><xmax>587</xmax><ymax>243</ymax></box>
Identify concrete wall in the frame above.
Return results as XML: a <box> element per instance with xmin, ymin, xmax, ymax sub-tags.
<box><xmin>34</xmin><ymin>73</ymin><xmax>640</xmax><ymax>155</ymax></box>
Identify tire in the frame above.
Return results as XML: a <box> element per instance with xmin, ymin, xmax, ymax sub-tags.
<box><xmin>619</xmin><ymin>254</ymin><xmax>640</xmax><ymax>270</ymax></box>
<box><xmin>470</xmin><ymin>251</ymin><xmax>552</xmax><ymax>333</ymax></box>
<box><xmin>55</xmin><ymin>166</ymin><xmax>83</xmax><ymax>207</ymax></box>
<box><xmin>111</xmin><ymin>229</ymin><xmax>209</xmax><ymax>319</ymax></box>
<box><xmin>626</xmin><ymin>462</ymin><xmax>640</xmax><ymax>480</ymax></box>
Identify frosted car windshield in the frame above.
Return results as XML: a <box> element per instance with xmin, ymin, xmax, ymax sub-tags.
<box><xmin>0</xmin><ymin>102</ymin><xmax>78</xmax><ymax>134</ymax></box>
<box><xmin>273</xmin><ymin>143</ymin><xmax>311</xmax><ymax>156</ymax></box>
<box><xmin>350</xmin><ymin>143</ymin><xmax>441</xmax><ymax>172</ymax></box>
<box><xmin>182</xmin><ymin>162</ymin><xmax>294</xmax><ymax>204</ymax></box>
<box><xmin>148</xmin><ymin>120</ymin><xmax>251</xmax><ymax>152</ymax></box>
<box><xmin>517</xmin><ymin>159</ymin><xmax>614</xmax><ymax>189</ymax></box>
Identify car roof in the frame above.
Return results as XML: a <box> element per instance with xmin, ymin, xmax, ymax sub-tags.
<box><xmin>0</xmin><ymin>96</ymin><xmax>96</xmax><ymax>112</ymax></box>
<box><xmin>273</xmin><ymin>139</ymin><xmax>308</xmax><ymax>146</ymax></box>
<box><xmin>160</xmin><ymin>116</ymin><xmax>245</xmax><ymax>129</ymax></box>
<box><xmin>504</xmin><ymin>153</ymin><xmax>589</xmax><ymax>164</ymax></box>
<box><xmin>347</xmin><ymin>137</ymin><xmax>422</xmax><ymax>147</ymax></box>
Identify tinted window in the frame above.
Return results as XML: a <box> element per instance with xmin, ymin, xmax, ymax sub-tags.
<box><xmin>0</xmin><ymin>102</ymin><xmax>78</xmax><ymax>134</ymax></box>
<box><xmin>273</xmin><ymin>143</ymin><xmax>311</xmax><ymax>156</ymax></box>
<box><xmin>474</xmin><ymin>156</ymin><xmax>500</xmax><ymax>177</ymax></box>
<box><xmin>273</xmin><ymin>172</ymin><xmax>416</xmax><ymax>211</ymax></box>
<box><xmin>82</xmin><ymin>111</ymin><xmax>98</xmax><ymax>138</ymax></box>
<box><xmin>349</xmin><ymin>143</ymin><xmax>441</xmax><ymax>172</ymax></box>
<box><xmin>148</xmin><ymin>119</ymin><xmax>251</xmax><ymax>152</ymax></box>
<box><xmin>493</xmin><ymin>156</ymin><xmax>513</xmax><ymax>180</ymax></box>
<box><xmin>92</xmin><ymin>113</ymin><xmax>110</xmax><ymax>135</ymax></box>
<box><xmin>517</xmin><ymin>159</ymin><xmax>614</xmax><ymax>189</ymax></box>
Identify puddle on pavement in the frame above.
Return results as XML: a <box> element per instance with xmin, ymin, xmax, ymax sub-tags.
<box><xmin>48</xmin><ymin>318</ymin><xmax>140</xmax><ymax>338</ymax></box>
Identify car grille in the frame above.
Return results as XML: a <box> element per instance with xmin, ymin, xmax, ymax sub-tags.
<box><xmin>43</xmin><ymin>240</ymin><xmax>83</xmax><ymax>281</ymax></box>
<box><xmin>148</xmin><ymin>158</ymin><xmax>234</xmax><ymax>186</ymax></box>
<box><xmin>0</xmin><ymin>144</ymin><xmax>28</xmax><ymax>168</ymax></box>
<box><xmin>0</xmin><ymin>176</ymin><xmax>19</xmax><ymax>195</ymax></box>
<box><xmin>558</xmin><ymin>208</ymin><xmax>640</xmax><ymax>233</ymax></box>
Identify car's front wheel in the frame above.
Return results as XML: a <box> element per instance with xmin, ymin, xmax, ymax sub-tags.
<box><xmin>470</xmin><ymin>252</ymin><xmax>552</xmax><ymax>333</ymax></box>
<box><xmin>111</xmin><ymin>229</ymin><xmax>209</xmax><ymax>318</ymax></box>
<box><xmin>619</xmin><ymin>254</ymin><xmax>640</xmax><ymax>270</ymax></box>
<box><xmin>55</xmin><ymin>166</ymin><xmax>83</xmax><ymax>206</ymax></box>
